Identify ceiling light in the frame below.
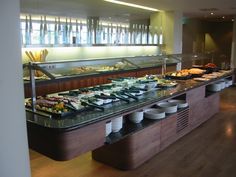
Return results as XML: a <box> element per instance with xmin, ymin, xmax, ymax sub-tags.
<box><xmin>210</xmin><ymin>12</ymin><xmax>214</xmax><ymax>15</ymax></box>
<box><xmin>222</xmin><ymin>16</ymin><xmax>225</xmax><ymax>19</ymax></box>
<box><xmin>232</xmin><ymin>19</ymin><xmax>235</xmax><ymax>22</ymax></box>
<box><xmin>104</xmin><ymin>0</ymin><xmax>160</xmax><ymax>12</ymax></box>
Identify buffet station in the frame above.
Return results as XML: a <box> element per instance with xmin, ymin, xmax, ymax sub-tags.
<box><xmin>25</xmin><ymin>54</ymin><xmax>234</xmax><ymax>170</ymax></box>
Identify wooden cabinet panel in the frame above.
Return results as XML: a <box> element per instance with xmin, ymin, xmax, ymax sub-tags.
<box><xmin>189</xmin><ymin>98</ymin><xmax>206</xmax><ymax>129</ymax></box>
<box><xmin>204</xmin><ymin>93</ymin><xmax>220</xmax><ymax>121</ymax></box>
<box><xmin>92</xmin><ymin>122</ymin><xmax>161</xmax><ymax>170</ymax></box>
<box><xmin>28</xmin><ymin>121</ymin><xmax>106</xmax><ymax>161</ymax></box>
<box><xmin>186</xmin><ymin>86</ymin><xmax>205</xmax><ymax>106</ymax></box>
<box><xmin>160</xmin><ymin>114</ymin><xmax>177</xmax><ymax>150</ymax></box>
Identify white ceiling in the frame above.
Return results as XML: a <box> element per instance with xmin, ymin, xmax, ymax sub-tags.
<box><xmin>20</xmin><ymin>0</ymin><xmax>236</xmax><ymax>21</ymax></box>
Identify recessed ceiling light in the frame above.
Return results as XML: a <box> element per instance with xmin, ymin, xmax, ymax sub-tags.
<box><xmin>104</xmin><ymin>0</ymin><xmax>160</xmax><ymax>12</ymax></box>
<box><xmin>222</xmin><ymin>16</ymin><xmax>225</xmax><ymax>19</ymax></box>
<box><xmin>210</xmin><ymin>12</ymin><xmax>214</xmax><ymax>15</ymax></box>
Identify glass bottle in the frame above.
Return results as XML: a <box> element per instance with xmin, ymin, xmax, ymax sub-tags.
<box><xmin>54</xmin><ymin>18</ymin><xmax>58</xmax><ymax>45</ymax></box>
<box><xmin>148</xmin><ymin>25</ymin><xmax>153</xmax><ymax>44</ymax></box>
<box><xmin>68</xmin><ymin>18</ymin><xmax>73</xmax><ymax>44</ymax></box>
<box><xmin>142</xmin><ymin>25</ymin><xmax>148</xmax><ymax>44</ymax></box>
<box><xmin>75</xmin><ymin>19</ymin><xmax>80</xmax><ymax>44</ymax></box>
<box><xmin>131</xmin><ymin>24</ymin><xmax>136</xmax><ymax>44</ymax></box>
<box><xmin>58</xmin><ymin>17</ymin><xmax>63</xmax><ymax>44</ymax></box>
<box><xmin>153</xmin><ymin>26</ymin><xmax>158</xmax><ymax>44</ymax></box>
<box><xmin>39</xmin><ymin>16</ymin><xmax>44</xmax><ymax>44</ymax></box>
<box><xmin>43</xmin><ymin>16</ymin><xmax>49</xmax><ymax>44</ymax></box>
<box><xmin>159</xmin><ymin>27</ymin><xmax>164</xmax><ymax>44</ymax></box>
<box><xmin>25</xmin><ymin>15</ymin><xmax>30</xmax><ymax>45</ymax></box>
<box><xmin>124</xmin><ymin>25</ymin><xmax>130</xmax><ymax>44</ymax></box>
<box><xmin>96</xmin><ymin>21</ymin><xmax>102</xmax><ymax>44</ymax></box>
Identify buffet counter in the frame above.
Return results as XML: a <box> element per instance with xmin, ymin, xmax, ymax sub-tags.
<box><xmin>26</xmin><ymin>70</ymin><xmax>234</xmax><ymax>170</ymax></box>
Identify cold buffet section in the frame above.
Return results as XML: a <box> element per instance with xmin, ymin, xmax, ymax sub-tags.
<box><xmin>25</xmin><ymin>55</ymin><xmax>234</xmax><ymax>170</ymax></box>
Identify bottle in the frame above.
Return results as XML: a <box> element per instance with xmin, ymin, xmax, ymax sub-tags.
<box><xmin>159</xmin><ymin>27</ymin><xmax>163</xmax><ymax>45</ymax></box>
<box><xmin>39</xmin><ymin>16</ymin><xmax>44</xmax><ymax>44</ymax></box>
<box><xmin>54</xmin><ymin>18</ymin><xmax>58</xmax><ymax>45</ymax></box>
<box><xmin>43</xmin><ymin>16</ymin><xmax>49</xmax><ymax>44</ymax></box>
<box><xmin>142</xmin><ymin>25</ymin><xmax>148</xmax><ymax>44</ymax></box>
<box><xmin>153</xmin><ymin>26</ymin><xmax>158</xmax><ymax>44</ymax></box>
<box><xmin>58</xmin><ymin>17</ymin><xmax>63</xmax><ymax>44</ymax></box>
<box><xmin>148</xmin><ymin>25</ymin><xmax>153</xmax><ymax>44</ymax></box>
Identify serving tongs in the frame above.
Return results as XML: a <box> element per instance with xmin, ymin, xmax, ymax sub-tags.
<box><xmin>110</xmin><ymin>92</ymin><xmax>130</xmax><ymax>103</ymax></box>
<box><xmin>95</xmin><ymin>94</ymin><xmax>117</xmax><ymax>100</ymax></box>
<box><xmin>80</xmin><ymin>100</ymin><xmax>105</xmax><ymax>111</ymax></box>
<box><xmin>120</xmin><ymin>90</ymin><xmax>139</xmax><ymax>100</ymax></box>
<box><xmin>58</xmin><ymin>90</ymin><xmax>81</xmax><ymax>97</ymax></box>
<box><xmin>64</xmin><ymin>100</ymin><xmax>78</xmax><ymax>111</ymax></box>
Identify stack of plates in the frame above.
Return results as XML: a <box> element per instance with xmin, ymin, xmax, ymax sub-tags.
<box><xmin>111</xmin><ymin>116</ymin><xmax>123</xmax><ymax>133</ymax></box>
<box><xmin>128</xmin><ymin>111</ymin><xmax>144</xmax><ymax>123</ymax></box>
<box><xmin>156</xmin><ymin>102</ymin><xmax>178</xmax><ymax>114</ymax></box>
<box><xmin>225</xmin><ymin>79</ymin><xmax>233</xmax><ymax>87</ymax></box>
<box><xmin>219</xmin><ymin>81</ymin><xmax>226</xmax><ymax>89</ymax></box>
<box><xmin>168</xmin><ymin>99</ymin><xmax>188</xmax><ymax>108</ymax></box>
<box><xmin>144</xmin><ymin>108</ymin><xmax>165</xmax><ymax>119</ymax></box>
<box><xmin>207</xmin><ymin>82</ymin><xmax>222</xmax><ymax>92</ymax></box>
<box><xmin>105</xmin><ymin>121</ymin><xmax>112</xmax><ymax>136</ymax></box>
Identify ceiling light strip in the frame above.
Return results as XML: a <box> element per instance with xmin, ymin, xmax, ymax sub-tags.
<box><xmin>104</xmin><ymin>0</ymin><xmax>160</xmax><ymax>12</ymax></box>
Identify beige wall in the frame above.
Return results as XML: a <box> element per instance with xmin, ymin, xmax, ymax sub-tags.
<box><xmin>150</xmin><ymin>11</ymin><xmax>183</xmax><ymax>54</ymax></box>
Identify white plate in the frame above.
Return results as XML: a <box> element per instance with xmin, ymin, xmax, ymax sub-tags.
<box><xmin>157</xmin><ymin>102</ymin><xmax>178</xmax><ymax>114</ymax></box>
<box><xmin>193</xmin><ymin>77</ymin><xmax>210</xmax><ymax>82</ymax></box>
<box><xmin>168</xmin><ymin>99</ymin><xmax>188</xmax><ymax>108</ymax></box>
<box><xmin>144</xmin><ymin>108</ymin><xmax>165</xmax><ymax>119</ymax></box>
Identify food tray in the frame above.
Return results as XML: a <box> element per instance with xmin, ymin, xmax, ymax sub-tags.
<box><xmin>26</xmin><ymin>105</ymin><xmax>87</xmax><ymax>118</ymax></box>
<box><xmin>165</xmin><ymin>74</ymin><xmax>192</xmax><ymax>80</ymax></box>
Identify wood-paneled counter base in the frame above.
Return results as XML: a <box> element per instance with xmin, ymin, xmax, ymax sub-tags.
<box><xmin>27</xmin><ymin>120</ymin><xmax>106</xmax><ymax>161</ymax></box>
<box><xmin>92</xmin><ymin>91</ymin><xmax>220</xmax><ymax>170</ymax></box>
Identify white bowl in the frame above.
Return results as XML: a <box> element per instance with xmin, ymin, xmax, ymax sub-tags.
<box><xmin>207</xmin><ymin>83</ymin><xmax>221</xmax><ymax>92</ymax></box>
<box><xmin>105</xmin><ymin>121</ymin><xmax>112</xmax><ymax>136</ymax></box>
<box><xmin>128</xmin><ymin>111</ymin><xmax>144</xmax><ymax>123</ymax></box>
<box><xmin>145</xmin><ymin>82</ymin><xmax>157</xmax><ymax>90</ymax></box>
<box><xmin>157</xmin><ymin>102</ymin><xmax>178</xmax><ymax>114</ymax></box>
<box><xmin>219</xmin><ymin>81</ymin><xmax>226</xmax><ymax>89</ymax></box>
<box><xmin>168</xmin><ymin>99</ymin><xmax>188</xmax><ymax>108</ymax></box>
<box><xmin>111</xmin><ymin>117</ymin><xmax>123</xmax><ymax>132</ymax></box>
<box><xmin>144</xmin><ymin>108</ymin><xmax>165</xmax><ymax>119</ymax></box>
<box><xmin>134</xmin><ymin>83</ymin><xmax>146</xmax><ymax>89</ymax></box>
<box><xmin>225</xmin><ymin>80</ymin><xmax>233</xmax><ymax>87</ymax></box>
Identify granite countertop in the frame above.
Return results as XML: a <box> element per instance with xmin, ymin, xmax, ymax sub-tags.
<box><xmin>26</xmin><ymin>71</ymin><xmax>233</xmax><ymax>131</ymax></box>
